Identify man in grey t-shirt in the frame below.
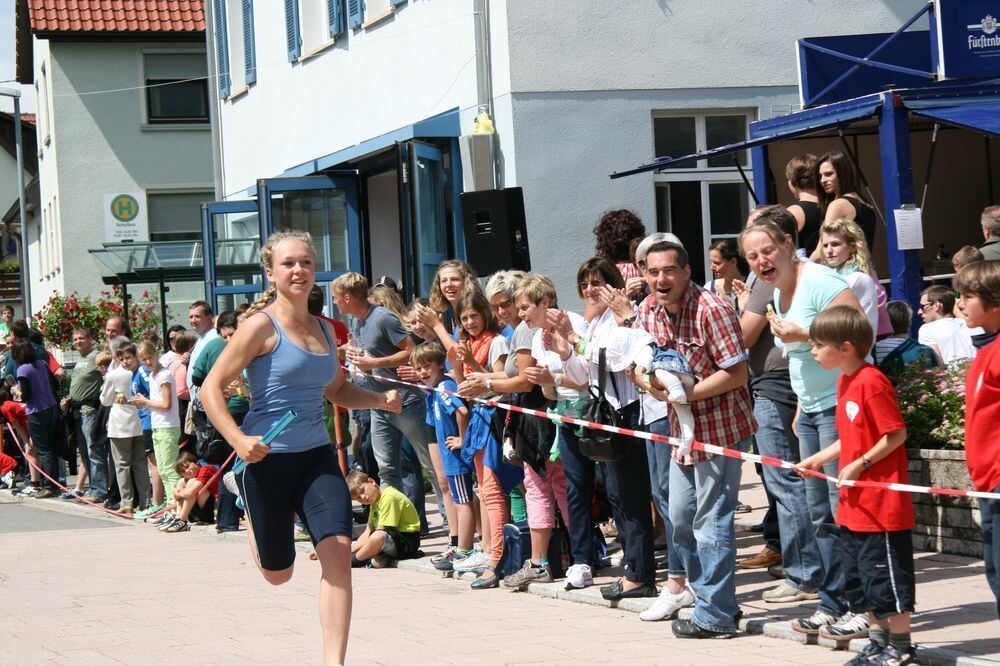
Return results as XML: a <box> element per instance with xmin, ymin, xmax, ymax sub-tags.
<box><xmin>333</xmin><ymin>273</ymin><xmax>444</xmax><ymax>531</ymax></box>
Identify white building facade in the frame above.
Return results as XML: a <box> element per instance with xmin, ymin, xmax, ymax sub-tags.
<box><xmin>208</xmin><ymin>0</ymin><xmax>928</xmax><ymax>306</ymax></box>
<box><xmin>16</xmin><ymin>2</ymin><xmax>215</xmax><ymax>324</ymax></box>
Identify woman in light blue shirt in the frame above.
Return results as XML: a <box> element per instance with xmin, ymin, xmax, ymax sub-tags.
<box><xmin>739</xmin><ymin>221</ymin><xmax>864</xmax><ymax>637</ymax></box>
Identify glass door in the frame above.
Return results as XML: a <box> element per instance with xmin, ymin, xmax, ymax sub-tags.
<box><xmin>259</xmin><ymin>175</ymin><xmax>363</xmax><ymax>302</ymax></box>
<box><xmin>410</xmin><ymin>141</ymin><xmax>448</xmax><ymax>296</ymax></box>
<box><xmin>201</xmin><ymin>199</ymin><xmax>262</xmax><ymax>313</ymax></box>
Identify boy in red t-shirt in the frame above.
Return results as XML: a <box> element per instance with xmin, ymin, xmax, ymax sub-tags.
<box><xmin>799</xmin><ymin>305</ymin><xmax>916</xmax><ymax>666</ymax></box>
<box><xmin>955</xmin><ymin>261</ymin><xmax>1000</xmax><ymax>618</ymax></box>
<box><xmin>156</xmin><ymin>452</ymin><xmax>219</xmax><ymax>534</ymax></box>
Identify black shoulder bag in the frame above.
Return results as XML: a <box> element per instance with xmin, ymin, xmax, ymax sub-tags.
<box><xmin>578</xmin><ymin>348</ymin><xmax>632</xmax><ymax>463</ymax></box>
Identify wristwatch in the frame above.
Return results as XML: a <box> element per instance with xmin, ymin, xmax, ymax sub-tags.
<box><xmin>554</xmin><ymin>373</ymin><xmax>563</xmax><ymax>387</ymax></box>
<box><xmin>622</xmin><ymin>315</ymin><xmax>637</xmax><ymax>327</ymax></box>
<box><xmin>485</xmin><ymin>377</ymin><xmax>494</xmax><ymax>393</ymax></box>
<box><xmin>861</xmin><ymin>455</ymin><xmax>873</xmax><ymax>469</ymax></box>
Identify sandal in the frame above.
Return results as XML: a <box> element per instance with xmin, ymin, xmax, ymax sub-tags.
<box><xmin>470</xmin><ymin>565</ymin><xmax>499</xmax><ymax>590</ymax></box>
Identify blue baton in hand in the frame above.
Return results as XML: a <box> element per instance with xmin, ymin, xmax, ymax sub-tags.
<box><xmin>233</xmin><ymin>410</ymin><xmax>297</xmax><ymax>475</ymax></box>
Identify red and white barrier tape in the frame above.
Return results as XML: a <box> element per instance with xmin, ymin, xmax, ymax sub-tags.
<box><xmin>352</xmin><ymin>369</ymin><xmax>1000</xmax><ymax>502</ymax></box>
<box><xmin>5</xmin><ymin>423</ymin><xmax>235</xmax><ymax>521</ymax></box>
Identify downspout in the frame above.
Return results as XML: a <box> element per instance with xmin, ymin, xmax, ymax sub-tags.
<box><xmin>473</xmin><ymin>0</ymin><xmax>493</xmax><ymax>118</ymax></box>
<box><xmin>205</xmin><ymin>7</ymin><xmax>225</xmax><ymax>200</ymax></box>
<box><xmin>472</xmin><ymin>0</ymin><xmax>499</xmax><ymax>187</ymax></box>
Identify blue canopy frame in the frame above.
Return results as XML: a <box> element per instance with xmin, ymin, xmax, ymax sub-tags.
<box><xmin>611</xmin><ymin>81</ymin><xmax>1000</xmax><ymax>309</ymax></box>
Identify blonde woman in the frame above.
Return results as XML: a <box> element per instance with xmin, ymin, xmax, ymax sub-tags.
<box><xmin>201</xmin><ymin>230</ymin><xmax>401</xmax><ymax>665</ymax></box>
<box><xmin>818</xmin><ymin>218</ymin><xmax>888</xmax><ymax>336</ymax></box>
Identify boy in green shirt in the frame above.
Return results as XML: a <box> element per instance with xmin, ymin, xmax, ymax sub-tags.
<box><xmin>347</xmin><ymin>470</ymin><xmax>421</xmax><ymax>568</ymax></box>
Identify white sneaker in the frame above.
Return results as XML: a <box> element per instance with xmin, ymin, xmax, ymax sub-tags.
<box><xmin>819</xmin><ymin>611</ymin><xmax>870</xmax><ymax>641</ymax></box>
<box><xmin>791</xmin><ymin>609</ymin><xmax>839</xmax><ymax>635</ymax></box>
<box><xmin>17</xmin><ymin>484</ymin><xmax>39</xmax><ymax>497</ymax></box>
<box><xmin>564</xmin><ymin>564</ymin><xmax>594</xmax><ymax>590</ymax></box>
<box><xmin>639</xmin><ymin>585</ymin><xmax>696</xmax><ymax>622</ymax></box>
<box><xmin>453</xmin><ymin>549</ymin><xmax>489</xmax><ymax>573</ymax></box>
<box><xmin>0</xmin><ymin>471</ymin><xmax>13</xmax><ymax>488</ymax></box>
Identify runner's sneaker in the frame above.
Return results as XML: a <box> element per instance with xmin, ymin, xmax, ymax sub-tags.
<box><xmin>845</xmin><ymin>639</ymin><xmax>885</xmax><ymax>665</ymax></box>
<box><xmin>869</xmin><ymin>644</ymin><xmax>917</xmax><ymax>666</ymax></box>
<box><xmin>639</xmin><ymin>584</ymin><xmax>696</xmax><ymax>622</ymax></box>
<box><xmin>790</xmin><ymin>609</ymin><xmax>838</xmax><ymax>635</ymax></box>
<box><xmin>819</xmin><ymin>611</ymin><xmax>870</xmax><ymax>641</ymax></box>
<box><xmin>564</xmin><ymin>563</ymin><xmax>594</xmax><ymax>590</ymax></box>
<box><xmin>16</xmin><ymin>484</ymin><xmax>39</xmax><ymax>497</ymax></box>
<box><xmin>453</xmin><ymin>548</ymin><xmax>490</xmax><ymax>573</ymax></box>
<box><xmin>222</xmin><ymin>471</ymin><xmax>240</xmax><ymax>496</ymax></box>
<box><xmin>502</xmin><ymin>559</ymin><xmax>553</xmax><ymax>591</ymax></box>
<box><xmin>762</xmin><ymin>581</ymin><xmax>820</xmax><ymax>603</ymax></box>
<box><xmin>0</xmin><ymin>471</ymin><xmax>13</xmax><ymax>488</ymax></box>
<box><xmin>160</xmin><ymin>518</ymin><xmax>189</xmax><ymax>533</ymax></box>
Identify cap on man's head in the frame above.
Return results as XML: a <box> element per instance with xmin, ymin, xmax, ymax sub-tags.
<box><xmin>635</xmin><ymin>232</ymin><xmax>684</xmax><ymax>263</ymax></box>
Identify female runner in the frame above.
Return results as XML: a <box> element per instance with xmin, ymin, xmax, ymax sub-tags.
<box><xmin>202</xmin><ymin>230</ymin><xmax>400</xmax><ymax>665</ymax></box>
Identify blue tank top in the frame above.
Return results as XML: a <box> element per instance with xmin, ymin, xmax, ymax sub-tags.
<box><xmin>242</xmin><ymin>311</ymin><xmax>337</xmax><ymax>454</ymax></box>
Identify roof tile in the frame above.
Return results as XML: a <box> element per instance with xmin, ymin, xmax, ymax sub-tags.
<box><xmin>27</xmin><ymin>0</ymin><xmax>204</xmax><ymax>34</ymax></box>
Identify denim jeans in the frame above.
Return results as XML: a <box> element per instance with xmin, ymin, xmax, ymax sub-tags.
<box><xmin>753</xmin><ymin>396</ymin><xmax>823</xmax><ymax>592</ymax></box>
<box><xmin>559</xmin><ymin>425</ymin><xmax>597</xmax><ymax>567</ymax></box>
<box><xmin>796</xmin><ymin>405</ymin><xmax>847</xmax><ymax>616</ymax></box>
<box><xmin>980</xmin><ymin>486</ymin><xmax>1000</xmax><ymax>618</ymax></box>
<box><xmin>603</xmin><ymin>414</ymin><xmax>655</xmax><ymax>585</ymax></box>
<box><xmin>668</xmin><ymin>437</ymin><xmax>750</xmax><ymax>633</ymax></box>
<box><xmin>646</xmin><ymin>417</ymin><xmax>684</xmax><ymax>578</ymax></box>
<box><xmin>370</xmin><ymin>401</ymin><xmax>445</xmax><ymax>525</ymax></box>
<box><xmin>27</xmin><ymin>406</ymin><xmax>60</xmax><ymax>491</ymax></box>
<box><xmin>78</xmin><ymin>409</ymin><xmax>108</xmax><ymax>497</ymax></box>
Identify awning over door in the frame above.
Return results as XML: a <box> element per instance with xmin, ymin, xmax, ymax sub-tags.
<box><xmin>905</xmin><ymin>100</ymin><xmax>1000</xmax><ymax>137</ymax></box>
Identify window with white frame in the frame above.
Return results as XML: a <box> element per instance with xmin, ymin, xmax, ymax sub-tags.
<box><xmin>652</xmin><ymin>111</ymin><xmax>753</xmax><ymax>284</ymax></box>
<box><xmin>143</xmin><ymin>52</ymin><xmax>210</xmax><ymax>124</ymax></box>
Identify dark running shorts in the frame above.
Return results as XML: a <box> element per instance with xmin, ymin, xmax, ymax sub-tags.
<box><xmin>143</xmin><ymin>430</ymin><xmax>154</xmax><ymax>455</ymax></box>
<box><xmin>841</xmin><ymin>527</ymin><xmax>916</xmax><ymax>619</ymax></box>
<box><xmin>380</xmin><ymin>528</ymin><xmax>421</xmax><ymax>560</ymax></box>
<box><xmin>237</xmin><ymin>444</ymin><xmax>352</xmax><ymax>571</ymax></box>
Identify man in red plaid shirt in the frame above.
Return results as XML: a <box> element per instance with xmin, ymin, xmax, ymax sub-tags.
<box><xmin>633</xmin><ymin>240</ymin><xmax>756</xmax><ymax>639</ymax></box>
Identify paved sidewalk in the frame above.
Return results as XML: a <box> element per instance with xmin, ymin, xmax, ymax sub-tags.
<box><xmin>2</xmin><ymin>459</ymin><xmax>997</xmax><ymax>664</ymax></box>
<box><xmin>1</xmin><ymin>498</ymin><xmax>849</xmax><ymax>665</ymax></box>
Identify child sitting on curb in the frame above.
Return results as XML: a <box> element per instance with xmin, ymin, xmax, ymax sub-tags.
<box><xmin>347</xmin><ymin>470</ymin><xmax>421</xmax><ymax>568</ymax></box>
<box><xmin>157</xmin><ymin>452</ymin><xmax>219</xmax><ymax>533</ymax></box>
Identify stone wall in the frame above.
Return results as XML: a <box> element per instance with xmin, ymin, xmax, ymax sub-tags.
<box><xmin>908</xmin><ymin>449</ymin><xmax>983</xmax><ymax>557</ymax></box>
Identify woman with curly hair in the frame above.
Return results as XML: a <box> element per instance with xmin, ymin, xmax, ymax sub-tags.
<box><xmin>594</xmin><ymin>209</ymin><xmax>647</xmax><ymax>284</ymax></box>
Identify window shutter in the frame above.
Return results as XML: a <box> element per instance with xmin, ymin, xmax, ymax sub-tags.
<box><xmin>328</xmin><ymin>0</ymin><xmax>345</xmax><ymax>37</ymax></box>
<box><xmin>213</xmin><ymin>0</ymin><xmax>230</xmax><ymax>98</ymax></box>
<box><xmin>285</xmin><ymin>0</ymin><xmax>301</xmax><ymax>61</ymax></box>
<box><xmin>347</xmin><ymin>0</ymin><xmax>365</xmax><ymax>29</ymax></box>
<box><xmin>243</xmin><ymin>0</ymin><xmax>257</xmax><ymax>84</ymax></box>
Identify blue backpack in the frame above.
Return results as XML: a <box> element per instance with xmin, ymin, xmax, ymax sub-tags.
<box><xmin>500</xmin><ymin>520</ymin><xmax>569</xmax><ymax>579</ymax></box>
<box><xmin>877</xmin><ymin>337</ymin><xmax>940</xmax><ymax>380</ymax></box>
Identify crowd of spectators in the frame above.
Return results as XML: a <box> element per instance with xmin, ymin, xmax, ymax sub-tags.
<box><xmin>1</xmin><ymin>153</ymin><xmax>999</xmax><ymax>666</ymax></box>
